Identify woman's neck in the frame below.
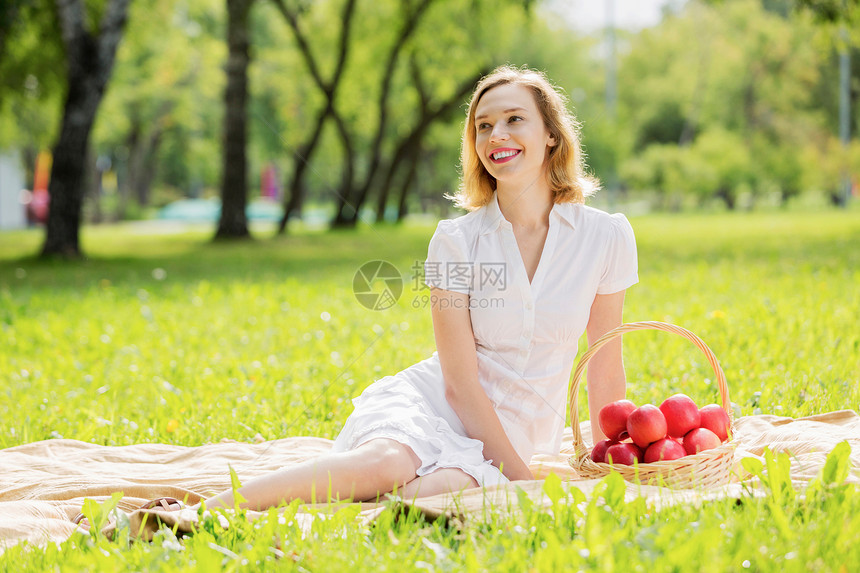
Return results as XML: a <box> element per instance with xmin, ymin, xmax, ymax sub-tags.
<box><xmin>496</xmin><ymin>179</ymin><xmax>554</xmax><ymax>230</ymax></box>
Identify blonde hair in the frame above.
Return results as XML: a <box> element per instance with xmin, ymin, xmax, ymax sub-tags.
<box><xmin>449</xmin><ymin>65</ymin><xmax>599</xmax><ymax>211</ymax></box>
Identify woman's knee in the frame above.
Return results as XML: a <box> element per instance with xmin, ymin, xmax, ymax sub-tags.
<box><xmin>354</xmin><ymin>438</ymin><xmax>420</xmax><ymax>486</ymax></box>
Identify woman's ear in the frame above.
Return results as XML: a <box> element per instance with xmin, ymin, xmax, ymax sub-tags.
<box><xmin>548</xmin><ymin>133</ymin><xmax>558</xmax><ymax>147</ymax></box>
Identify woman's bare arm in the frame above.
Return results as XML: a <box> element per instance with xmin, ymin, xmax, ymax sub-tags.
<box><xmin>585</xmin><ymin>290</ymin><xmax>627</xmax><ymax>443</ymax></box>
<box><xmin>430</xmin><ymin>287</ymin><xmax>533</xmax><ymax>481</ymax></box>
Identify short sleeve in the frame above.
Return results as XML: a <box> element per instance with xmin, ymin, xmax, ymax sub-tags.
<box><xmin>597</xmin><ymin>213</ymin><xmax>639</xmax><ymax>294</ymax></box>
<box><xmin>424</xmin><ymin>220</ymin><xmax>472</xmax><ymax>294</ymax></box>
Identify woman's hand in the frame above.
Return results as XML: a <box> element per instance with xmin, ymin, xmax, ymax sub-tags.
<box><xmin>501</xmin><ymin>459</ymin><xmax>534</xmax><ymax>482</ymax></box>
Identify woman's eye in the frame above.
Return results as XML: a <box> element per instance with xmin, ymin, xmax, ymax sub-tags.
<box><xmin>477</xmin><ymin>122</ymin><xmax>491</xmax><ymax>130</ymax></box>
<box><xmin>508</xmin><ymin>115</ymin><xmax>523</xmax><ymax>123</ymax></box>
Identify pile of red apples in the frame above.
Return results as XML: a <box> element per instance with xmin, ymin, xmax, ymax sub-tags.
<box><xmin>592</xmin><ymin>394</ymin><xmax>732</xmax><ymax>465</ymax></box>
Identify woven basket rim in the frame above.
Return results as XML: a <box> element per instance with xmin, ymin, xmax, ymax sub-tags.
<box><xmin>572</xmin><ymin>440</ymin><xmax>738</xmax><ymax>489</ymax></box>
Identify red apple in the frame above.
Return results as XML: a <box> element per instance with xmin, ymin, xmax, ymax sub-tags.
<box><xmin>683</xmin><ymin>427</ymin><xmax>722</xmax><ymax>455</ymax></box>
<box><xmin>699</xmin><ymin>404</ymin><xmax>732</xmax><ymax>442</ymax></box>
<box><xmin>605</xmin><ymin>442</ymin><xmax>643</xmax><ymax>466</ymax></box>
<box><xmin>626</xmin><ymin>404</ymin><xmax>668</xmax><ymax>448</ymax></box>
<box><xmin>644</xmin><ymin>438</ymin><xmax>687</xmax><ymax>463</ymax></box>
<box><xmin>659</xmin><ymin>394</ymin><xmax>701</xmax><ymax>438</ymax></box>
<box><xmin>591</xmin><ymin>439</ymin><xmax>618</xmax><ymax>463</ymax></box>
<box><xmin>598</xmin><ymin>399</ymin><xmax>637</xmax><ymax>441</ymax></box>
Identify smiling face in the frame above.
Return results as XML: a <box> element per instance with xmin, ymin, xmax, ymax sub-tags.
<box><xmin>473</xmin><ymin>83</ymin><xmax>556</xmax><ymax>190</ymax></box>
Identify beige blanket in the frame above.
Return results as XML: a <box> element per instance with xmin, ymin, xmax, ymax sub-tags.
<box><xmin>1</xmin><ymin>410</ymin><xmax>857</xmax><ymax>551</ymax></box>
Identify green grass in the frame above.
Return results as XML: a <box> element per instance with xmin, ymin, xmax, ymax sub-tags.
<box><xmin>1</xmin><ymin>211</ymin><xmax>859</xmax><ymax>570</ymax></box>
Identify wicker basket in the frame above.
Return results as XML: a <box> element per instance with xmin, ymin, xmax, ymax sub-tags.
<box><xmin>566</xmin><ymin>321</ymin><xmax>737</xmax><ymax>489</ymax></box>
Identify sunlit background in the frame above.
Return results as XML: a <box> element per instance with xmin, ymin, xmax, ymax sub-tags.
<box><xmin>0</xmin><ymin>0</ymin><xmax>856</xmax><ymax>254</ymax></box>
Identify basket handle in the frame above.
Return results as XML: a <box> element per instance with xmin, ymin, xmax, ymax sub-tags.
<box><xmin>567</xmin><ymin>321</ymin><xmax>731</xmax><ymax>459</ymax></box>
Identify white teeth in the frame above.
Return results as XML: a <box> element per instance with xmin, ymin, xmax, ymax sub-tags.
<box><xmin>492</xmin><ymin>150</ymin><xmax>519</xmax><ymax>160</ymax></box>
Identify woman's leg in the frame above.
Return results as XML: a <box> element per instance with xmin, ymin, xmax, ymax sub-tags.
<box><xmin>399</xmin><ymin>468</ymin><xmax>478</xmax><ymax>499</ymax></box>
<box><xmin>200</xmin><ymin>438</ymin><xmax>421</xmax><ymax>511</ymax></box>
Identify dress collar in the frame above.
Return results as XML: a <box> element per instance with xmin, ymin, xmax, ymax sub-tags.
<box><xmin>479</xmin><ymin>191</ymin><xmax>577</xmax><ymax>236</ymax></box>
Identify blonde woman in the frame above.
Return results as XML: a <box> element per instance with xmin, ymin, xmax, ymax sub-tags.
<box><xmin>201</xmin><ymin>65</ymin><xmax>639</xmax><ymax>510</ymax></box>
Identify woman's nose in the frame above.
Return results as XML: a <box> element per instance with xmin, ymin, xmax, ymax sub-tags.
<box><xmin>489</xmin><ymin>123</ymin><xmax>509</xmax><ymax>142</ymax></box>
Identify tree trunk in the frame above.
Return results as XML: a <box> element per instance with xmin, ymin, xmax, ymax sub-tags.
<box><xmin>328</xmin><ymin>113</ymin><xmax>358</xmax><ymax>229</ymax></box>
<box><xmin>42</xmin><ymin>81</ymin><xmax>97</xmax><ymax>255</ymax></box>
<box><xmin>374</xmin><ymin>140</ymin><xmax>410</xmax><ymax>222</ymax></box>
<box><xmin>41</xmin><ymin>0</ymin><xmax>131</xmax><ymax>258</ymax></box>
<box><xmin>22</xmin><ymin>146</ymin><xmax>37</xmax><ymax>190</ymax></box>
<box><xmin>828</xmin><ymin>190</ymin><xmax>846</xmax><ymax>207</ymax></box>
<box><xmin>86</xmin><ymin>147</ymin><xmax>102</xmax><ymax>224</ymax></box>
<box><xmin>716</xmin><ymin>186</ymin><xmax>736</xmax><ymax>210</ymax></box>
<box><xmin>126</xmin><ymin>106</ymin><xmax>171</xmax><ymax>210</ymax></box>
<box><xmin>396</xmin><ymin>142</ymin><xmax>422</xmax><ymax>222</ymax></box>
<box><xmin>215</xmin><ymin>0</ymin><xmax>253</xmax><ymax>240</ymax></box>
<box><xmin>137</xmin><ymin>129</ymin><xmax>163</xmax><ymax>206</ymax></box>
<box><xmin>126</xmin><ymin>124</ymin><xmax>147</xmax><ymax>208</ymax></box>
<box><xmin>114</xmin><ymin>151</ymin><xmax>129</xmax><ymax>221</ymax></box>
<box><xmin>278</xmin><ymin>102</ymin><xmax>331</xmax><ymax>233</ymax></box>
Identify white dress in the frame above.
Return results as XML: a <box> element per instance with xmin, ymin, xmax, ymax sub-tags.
<box><xmin>331</xmin><ymin>192</ymin><xmax>639</xmax><ymax>486</ymax></box>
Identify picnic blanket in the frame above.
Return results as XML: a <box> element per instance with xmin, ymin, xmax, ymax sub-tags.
<box><xmin>1</xmin><ymin>410</ymin><xmax>857</xmax><ymax>551</ymax></box>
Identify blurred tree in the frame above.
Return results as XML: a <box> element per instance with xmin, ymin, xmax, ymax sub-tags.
<box><xmin>372</xmin><ymin>0</ymin><xmax>555</xmax><ymax>222</ymax></box>
<box><xmin>91</xmin><ymin>0</ymin><xmax>225</xmax><ymax>220</ymax></box>
<box><xmin>41</xmin><ymin>0</ymin><xmax>132</xmax><ymax>257</ymax></box>
<box><xmin>692</xmin><ymin>127</ymin><xmax>755</xmax><ymax>209</ymax></box>
<box><xmin>376</xmin><ymin>56</ymin><xmax>487</xmax><ymax>223</ymax></box>
<box><xmin>331</xmin><ymin>0</ymin><xmax>535</xmax><ymax>228</ymax></box>
<box><xmin>620</xmin><ymin>143</ymin><xmax>690</xmax><ymax>209</ymax></box>
<box><xmin>795</xmin><ymin>0</ymin><xmax>859</xmax><ymax>206</ymax></box>
<box><xmin>215</xmin><ymin>0</ymin><xmax>255</xmax><ymax>239</ymax></box>
<box><xmin>800</xmin><ymin>135</ymin><xmax>860</xmax><ymax>194</ymax></box>
<box><xmin>617</xmin><ymin>0</ymin><xmax>827</xmax><ymax>207</ymax></box>
<box><xmin>0</xmin><ymin>0</ymin><xmax>65</xmax><ymax>191</ymax></box>
<box><xmin>269</xmin><ymin>0</ymin><xmax>358</xmax><ymax>233</ymax></box>
<box><xmin>0</xmin><ymin>1</ymin><xmax>25</xmax><ymax>72</ymax></box>
<box><xmin>329</xmin><ymin>0</ymin><xmax>436</xmax><ymax>228</ymax></box>
<box><xmin>265</xmin><ymin>0</ymin><xmax>534</xmax><ymax>232</ymax></box>
<box><xmin>796</xmin><ymin>0</ymin><xmax>860</xmax><ymax>23</ymax></box>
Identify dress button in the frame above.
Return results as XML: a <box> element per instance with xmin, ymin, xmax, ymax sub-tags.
<box><xmin>525</xmin><ymin>302</ymin><xmax>534</xmax><ymax>310</ymax></box>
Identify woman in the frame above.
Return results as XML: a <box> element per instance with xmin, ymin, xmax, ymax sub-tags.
<box><xmin>201</xmin><ymin>65</ymin><xmax>638</xmax><ymax>510</ymax></box>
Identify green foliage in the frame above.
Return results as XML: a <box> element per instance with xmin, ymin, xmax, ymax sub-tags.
<box><xmin>0</xmin><ymin>0</ymin><xmax>64</xmax><ymax>157</ymax></box>
<box><xmin>79</xmin><ymin>492</ymin><xmax>126</xmax><ymax>540</ymax></box>
<box><xmin>228</xmin><ymin>465</ymin><xmax>248</xmax><ymax>511</ymax></box>
<box><xmin>819</xmin><ymin>441</ymin><xmax>852</xmax><ymax>485</ymax></box>
<box><xmin>95</xmin><ymin>0</ymin><xmax>226</xmax><ymax>195</ymax></box>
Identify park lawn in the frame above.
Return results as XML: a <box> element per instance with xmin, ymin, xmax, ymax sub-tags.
<box><xmin>0</xmin><ymin>210</ymin><xmax>858</xmax><ymax>571</ymax></box>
